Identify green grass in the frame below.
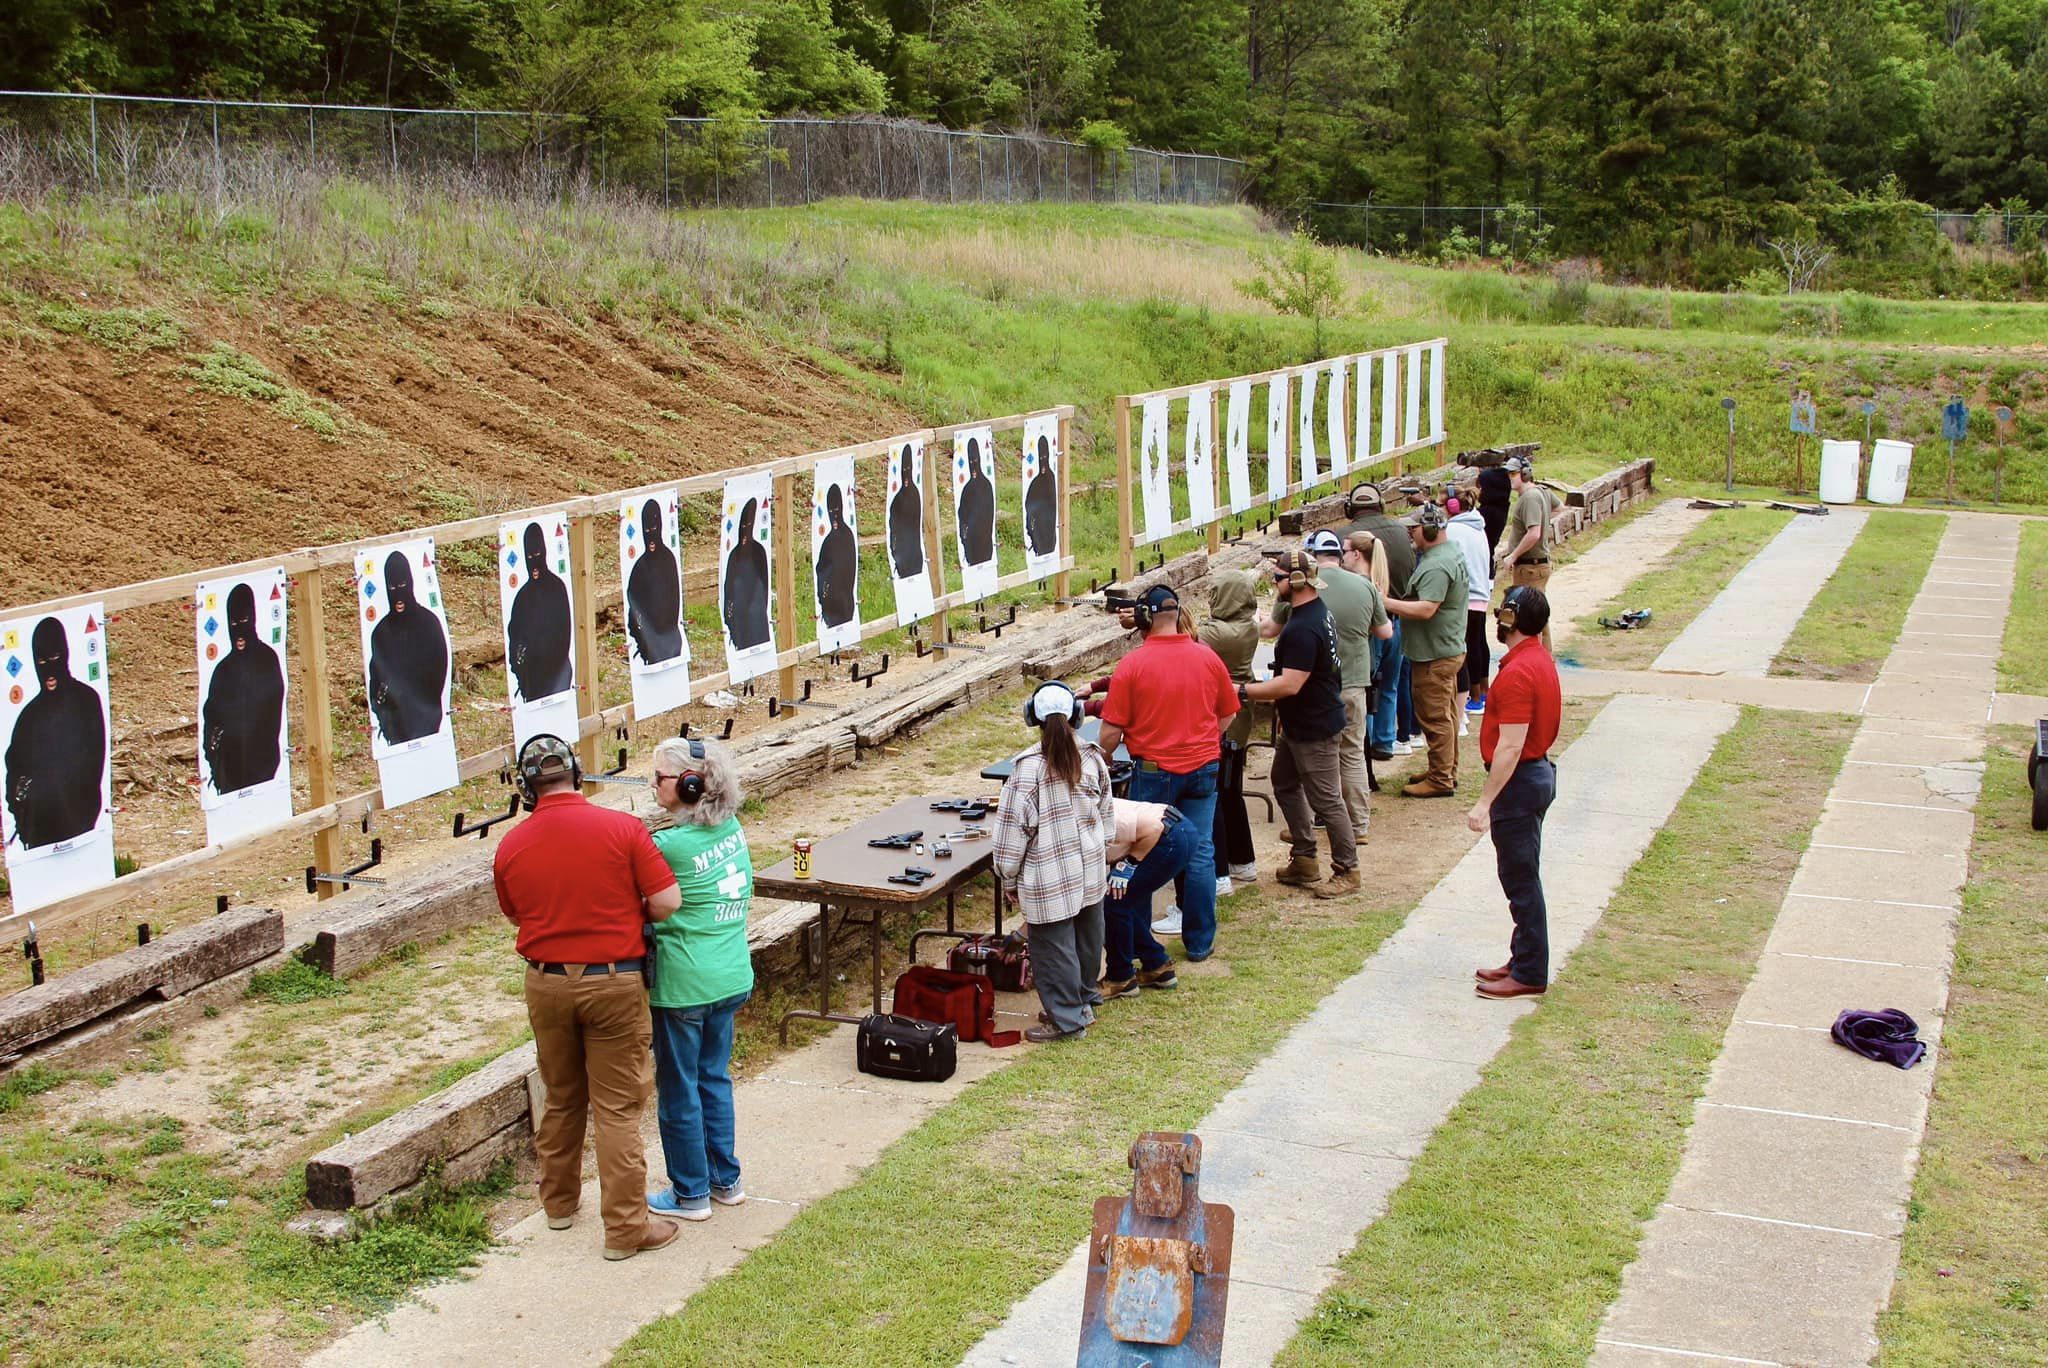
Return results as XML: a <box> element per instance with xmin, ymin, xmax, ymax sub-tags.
<box><xmin>1279</xmin><ymin>704</ymin><xmax>1855</xmax><ymax>1366</ymax></box>
<box><xmin>1998</xmin><ymin>522</ymin><xmax>2048</xmax><ymax>696</ymax></box>
<box><xmin>247</xmin><ymin>959</ymin><xmax>350</xmax><ymax>1005</ymax></box>
<box><xmin>613</xmin><ymin>897</ymin><xmax>1414</xmax><ymax>1366</ymax></box>
<box><xmin>179</xmin><ymin>341</ymin><xmax>346</xmax><ymax>439</ymax></box>
<box><xmin>1878</xmin><ymin>728</ymin><xmax>2048</xmax><ymax>1365</ymax></box>
<box><xmin>1568</xmin><ymin>507</ymin><xmax>1796</xmax><ymax>669</ymax></box>
<box><xmin>1773</xmin><ymin>511</ymin><xmax>1948</xmax><ymax>680</ymax></box>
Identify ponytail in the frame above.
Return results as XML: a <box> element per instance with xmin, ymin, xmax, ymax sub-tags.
<box><xmin>1038</xmin><ymin>712</ymin><xmax>1082</xmax><ymax>791</ymax></box>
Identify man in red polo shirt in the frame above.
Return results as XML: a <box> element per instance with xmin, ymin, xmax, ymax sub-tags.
<box><xmin>1098</xmin><ymin>584</ymin><xmax>1240</xmax><ymax>961</ymax></box>
<box><xmin>494</xmin><ymin>734</ymin><xmax>683</xmax><ymax>1261</ymax></box>
<box><xmin>1466</xmin><ymin>587</ymin><xmax>1562</xmax><ymax>1000</ymax></box>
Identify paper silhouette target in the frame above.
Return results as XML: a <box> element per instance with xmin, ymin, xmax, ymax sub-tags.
<box><xmin>1</xmin><ymin>605</ymin><xmax>116</xmax><ymax>911</ymax></box>
<box><xmin>1323</xmin><ymin>360</ymin><xmax>1349</xmax><ymax>475</ymax></box>
<box><xmin>885</xmin><ymin>439</ymin><xmax>935</xmax><ymax>625</ymax></box>
<box><xmin>1224</xmin><ymin>381</ymin><xmax>1254</xmax><ymax>514</ymax></box>
<box><xmin>1021</xmin><ymin>415</ymin><xmax>1063</xmax><ymax>581</ymax></box>
<box><xmin>953</xmin><ymin>427</ymin><xmax>1000</xmax><ymax>599</ymax></box>
<box><xmin>499</xmin><ymin>515</ymin><xmax>579</xmax><ymax>750</ymax></box>
<box><xmin>1139</xmin><ymin>397</ymin><xmax>1172</xmax><ymax>543</ymax></box>
<box><xmin>357</xmin><ymin>539</ymin><xmax>459</xmax><ymax>808</ymax></box>
<box><xmin>1296</xmin><ymin>364</ymin><xmax>1321</xmax><ymax>487</ymax></box>
<box><xmin>719</xmin><ymin>473</ymin><xmax>777</xmax><ymax>684</ymax></box>
<box><xmin>620</xmin><ymin>489</ymin><xmax>692</xmax><ymax>719</ymax></box>
<box><xmin>195</xmin><ymin>568</ymin><xmax>293</xmax><ymax>846</ymax></box>
<box><xmin>812</xmin><ymin>456</ymin><xmax>862</xmax><ymax>652</ymax></box>
<box><xmin>1185</xmin><ymin>387</ymin><xmax>1217</xmax><ymax>528</ymax></box>
<box><xmin>1266</xmin><ymin>375</ymin><xmax>1289</xmax><ymax>500</ymax></box>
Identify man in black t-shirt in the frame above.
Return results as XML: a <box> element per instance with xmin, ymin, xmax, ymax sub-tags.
<box><xmin>1241</xmin><ymin>550</ymin><xmax>1356</xmax><ymax>899</ymax></box>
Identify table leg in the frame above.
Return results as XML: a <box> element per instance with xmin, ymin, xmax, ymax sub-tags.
<box><xmin>779</xmin><ymin>902</ymin><xmax>867</xmax><ymax>1043</ymax></box>
<box><xmin>870</xmin><ymin>904</ymin><xmax>884</xmax><ymax>1015</ymax></box>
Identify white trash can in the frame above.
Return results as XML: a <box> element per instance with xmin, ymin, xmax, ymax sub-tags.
<box><xmin>1867</xmin><ymin>439</ymin><xmax>1914</xmax><ymax>505</ymax></box>
<box><xmin>1819</xmin><ymin>439</ymin><xmax>1861</xmax><ymax>505</ymax></box>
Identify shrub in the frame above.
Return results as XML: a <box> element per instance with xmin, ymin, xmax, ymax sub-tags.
<box><xmin>1236</xmin><ymin>227</ymin><xmax>1350</xmax><ymax>353</ymax></box>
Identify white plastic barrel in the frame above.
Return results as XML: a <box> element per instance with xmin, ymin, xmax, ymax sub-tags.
<box><xmin>1867</xmin><ymin>439</ymin><xmax>1914</xmax><ymax>505</ymax></box>
<box><xmin>1819</xmin><ymin>439</ymin><xmax>1861</xmax><ymax>504</ymax></box>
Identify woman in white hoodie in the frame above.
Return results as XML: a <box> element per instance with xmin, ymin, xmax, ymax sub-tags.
<box><xmin>1444</xmin><ymin>496</ymin><xmax>1497</xmax><ymax>728</ymax></box>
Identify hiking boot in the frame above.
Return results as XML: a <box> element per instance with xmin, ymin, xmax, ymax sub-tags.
<box><xmin>1312</xmin><ymin>866</ymin><xmax>1362</xmax><ymax>899</ymax></box>
<box><xmin>1136</xmin><ymin>964</ymin><xmax>1179</xmax><ymax>990</ymax></box>
<box><xmin>1275</xmin><ymin>855</ymin><xmax>1323</xmax><ymax>887</ymax></box>
<box><xmin>1098</xmin><ymin>975</ymin><xmax>1139</xmax><ymax>1000</ymax></box>
<box><xmin>604</xmin><ymin>1217</ymin><xmax>681</xmax><ymax>1261</ymax></box>
<box><xmin>1402</xmin><ymin>779</ymin><xmax>1456</xmax><ymax>798</ymax></box>
<box><xmin>1025</xmin><ymin>1022</ymin><xmax>1086</xmax><ymax>1043</ymax></box>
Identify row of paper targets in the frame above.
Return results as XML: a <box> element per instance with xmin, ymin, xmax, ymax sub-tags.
<box><xmin>1134</xmin><ymin>342</ymin><xmax>1446</xmax><ymax>544</ymax></box>
<box><xmin>0</xmin><ymin>420</ymin><xmax>1066</xmax><ymax>914</ymax></box>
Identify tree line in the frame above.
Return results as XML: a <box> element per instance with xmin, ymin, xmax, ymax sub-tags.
<box><xmin>5</xmin><ymin>0</ymin><xmax>2046</xmax><ymax>285</ymax></box>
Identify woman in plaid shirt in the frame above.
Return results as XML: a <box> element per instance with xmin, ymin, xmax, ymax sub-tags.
<box><xmin>993</xmin><ymin>681</ymin><xmax>1117</xmax><ymax>1043</ymax></box>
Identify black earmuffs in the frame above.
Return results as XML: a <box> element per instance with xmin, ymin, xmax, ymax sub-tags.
<box><xmin>676</xmin><ymin>737</ymin><xmax>708</xmax><ymax>804</ymax></box>
<box><xmin>1024</xmin><ymin>681</ymin><xmax>1084</xmax><ymax>729</ymax></box>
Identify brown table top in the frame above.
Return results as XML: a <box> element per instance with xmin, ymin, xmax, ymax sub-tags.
<box><xmin>754</xmin><ymin>794</ymin><xmax>999</xmax><ymax>904</ymax></box>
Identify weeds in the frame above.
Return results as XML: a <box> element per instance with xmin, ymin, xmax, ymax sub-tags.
<box><xmin>180</xmin><ymin>342</ymin><xmax>345</xmax><ymax>438</ymax></box>
<box><xmin>247</xmin><ymin>959</ymin><xmax>349</xmax><ymax>1005</ymax></box>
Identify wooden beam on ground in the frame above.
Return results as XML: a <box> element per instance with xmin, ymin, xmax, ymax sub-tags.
<box><xmin>0</xmin><ymin>907</ymin><xmax>282</xmax><ymax>1058</ymax></box>
<box><xmin>304</xmin><ymin>1042</ymin><xmax>538</xmax><ymax>1209</ymax></box>
<box><xmin>302</xmin><ymin>846</ymin><xmax>500</xmax><ymax>979</ymax></box>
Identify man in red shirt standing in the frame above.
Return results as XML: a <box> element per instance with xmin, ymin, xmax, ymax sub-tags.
<box><xmin>1467</xmin><ymin>588</ymin><xmax>1562</xmax><ymax>1001</ymax></box>
<box><xmin>494</xmin><ymin>735</ymin><xmax>684</xmax><ymax>1260</ymax></box>
<box><xmin>1099</xmin><ymin>585</ymin><xmax>1240</xmax><ymax>961</ymax></box>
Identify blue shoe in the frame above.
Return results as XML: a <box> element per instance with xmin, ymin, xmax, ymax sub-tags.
<box><xmin>648</xmin><ymin>1188</ymin><xmax>712</xmax><ymax>1221</ymax></box>
<box><xmin>1465</xmin><ymin>698</ymin><xmax>1487</xmax><ymax>715</ymax></box>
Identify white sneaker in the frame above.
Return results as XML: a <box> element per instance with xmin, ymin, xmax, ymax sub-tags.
<box><xmin>1228</xmin><ymin>861</ymin><xmax>1259</xmax><ymax>883</ymax></box>
<box><xmin>1152</xmin><ymin>909</ymin><xmax>1184</xmax><ymax>937</ymax></box>
<box><xmin>1390</xmin><ymin>740</ymin><xmax>1414</xmax><ymax>756</ymax></box>
<box><xmin>1458</xmin><ymin>715</ymin><xmax>1470</xmax><ymax>737</ymax></box>
<box><xmin>1214</xmin><ymin>876</ymin><xmax>1234</xmax><ymax>898</ymax></box>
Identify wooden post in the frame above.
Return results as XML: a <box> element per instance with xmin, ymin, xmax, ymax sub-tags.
<box><xmin>1205</xmin><ymin>388</ymin><xmax>1223</xmax><ymax>556</ymax></box>
<box><xmin>1389</xmin><ymin>352</ymin><xmax>1407</xmax><ymax>480</ymax></box>
<box><xmin>1278</xmin><ymin>378</ymin><xmax>1296</xmax><ymax>515</ymax></box>
<box><xmin>568</xmin><ymin>514</ymin><xmax>602</xmax><ymax>786</ymax></box>
<box><xmin>1115</xmin><ymin>396</ymin><xmax>1135</xmax><ymax>582</ymax></box>
<box><xmin>772</xmin><ymin>471</ymin><xmax>799</xmax><ymax>702</ymax></box>
<box><xmin>1054</xmin><ymin>413</ymin><xmax>1073</xmax><ymax>611</ymax></box>
<box><xmin>922</xmin><ymin>439</ymin><xmax>951</xmax><ymax>644</ymax></box>
<box><xmin>1340</xmin><ymin>358</ymin><xmax>1356</xmax><ymax>490</ymax></box>
<box><xmin>293</xmin><ymin>567</ymin><xmax>341</xmax><ymax>901</ymax></box>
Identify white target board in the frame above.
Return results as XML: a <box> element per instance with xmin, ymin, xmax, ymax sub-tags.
<box><xmin>1224</xmin><ymin>380</ymin><xmax>1254</xmax><ymax>513</ymax></box>
<box><xmin>0</xmin><ymin>605</ymin><xmax>114</xmax><ymax>912</ymax></box>
<box><xmin>811</xmin><ymin>455</ymin><xmax>863</xmax><ymax>653</ymax></box>
<box><xmin>1355</xmin><ymin>353</ymin><xmax>1375</xmax><ymax>460</ymax></box>
<box><xmin>620</xmin><ymin>488</ymin><xmax>692</xmax><ymax>720</ymax></box>
<box><xmin>1324</xmin><ymin>359</ymin><xmax>1349</xmax><ymax>475</ymax></box>
<box><xmin>885</xmin><ymin>438</ymin><xmax>935</xmax><ymax>626</ymax></box>
<box><xmin>1265</xmin><ymin>375</ymin><xmax>1289</xmax><ymax>501</ymax></box>
<box><xmin>1428</xmin><ymin>340</ymin><xmax>1447</xmax><ymax>441</ymax></box>
<box><xmin>1138</xmin><ymin>397</ymin><xmax>1173</xmax><ymax>543</ymax></box>
<box><xmin>1404</xmin><ymin>343</ymin><xmax>1424</xmax><ymax>445</ymax></box>
<box><xmin>1185</xmin><ymin>387</ymin><xmax>1216</xmax><ymax>528</ymax></box>
<box><xmin>1379</xmin><ymin>349</ymin><xmax>1399</xmax><ymax>455</ymax></box>
<box><xmin>952</xmin><ymin>426</ymin><xmax>1000</xmax><ymax>600</ymax></box>
<box><xmin>357</xmin><ymin>539</ymin><xmax>458</xmax><ymax>809</ymax></box>
<box><xmin>499</xmin><ymin>513</ymin><xmax>579</xmax><ymax>750</ymax></box>
<box><xmin>1021</xmin><ymin>414</ymin><xmax>1064</xmax><ymax>581</ymax></box>
<box><xmin>195</xmin><ymin>568</ymin><xmax>292</xmax><ymax>847</ymax></box>
<box><xmin>1296</xmin><ymin>364</ymin><xmax>1321</xmax><ymax>487</ymax></box>
<box><xmin>718</xmin><ymin>473</ymin><xmax>778</xmax><ymax>685</ymax></box>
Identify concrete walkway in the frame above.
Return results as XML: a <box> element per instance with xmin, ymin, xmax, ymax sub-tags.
<box><xmin>1592</xmin><ymin>512</ymin><xmax>2021</xmax><ymax>1368</ymax></box>
<box><xmin>1552</xmin><ymin>499</ymin><xmax>1711</xmax><ymax>655</ymax></box>
<box><xmin>1654</xmin><ymin>509</ymin><xmax>1868</xmax><ymax>677</ymax></box>
<box><xmin>962</xmin><ymin>693</ymin><xmax>1741</xmax><ymax>1368</ymax></box>
<box><xmin>309</xmin><ymin>1015</ymin><xmax>1031</xmax><ymax>1367</ymax></box>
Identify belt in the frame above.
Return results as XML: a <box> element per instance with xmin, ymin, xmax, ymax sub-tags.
<box><xmin>527</xmin><ymin>958</ymin><xmax>644</xmax><ymax>976</ymax></box>
<box><xmin>1515</xmin><ymin>557</ymin><xmax>1550</xmax><ymax>566</ymax></box>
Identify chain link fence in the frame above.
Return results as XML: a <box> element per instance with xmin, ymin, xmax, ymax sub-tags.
<box><xmin>1928</xmin><ymin>210</ymin><xmax>2048</xmax><ymax>250</ymax></box>
<box><xmin>1305</xmin><ymin>202</ymin><xmax>1552</xmax><ymax>259</ymax></box>
<box><xmin>0</xmin><ymin>91</ymin><xmax>1245</xmax><ymax>207</ymax></box>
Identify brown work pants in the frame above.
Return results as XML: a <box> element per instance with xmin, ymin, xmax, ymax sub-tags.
<box><xmin>1410</xmin><ymin>657</ymin><xmax>1462</xmax><ymax>792</ymax></box>
<box><xmin>1511</xmin><ymin>561</ymin><xmax>1553</xmax><ymax>651</ymax></box>
<box><xmin>526</xmin><ymin>965</ymin><xmax>655</xmax><ymax>1250</ymax></box>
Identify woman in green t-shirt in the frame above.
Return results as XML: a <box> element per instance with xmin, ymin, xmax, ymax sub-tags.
<box><xmin>644</xmin><ymin>737</ymin><xmax>755</xmax><ymax>1223</ymax></box>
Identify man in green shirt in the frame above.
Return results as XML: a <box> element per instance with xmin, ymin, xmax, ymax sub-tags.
<box><xmin>1497</xmin><ymin>456</ymin><xmax>1555</xmax><ymax>649</ymax></box>
<box><xmin>1269</xmin><ymin>530</ymin><xmax>1394</xmax><ymax>835</ymax></box>
<box><xmin>1385</xmin><ymin>503</ymin><xmax>1470</xmax><ymax>798</ymax></box>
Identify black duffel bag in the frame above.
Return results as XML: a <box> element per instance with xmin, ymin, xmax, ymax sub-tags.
<box><xmin>856</xmin><ymin>1013</ymin><xmax>958</xmax><ymax>1082</ymax></box>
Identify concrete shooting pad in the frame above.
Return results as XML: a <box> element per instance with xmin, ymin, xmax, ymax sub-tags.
<box><xmin>1652</xmin><ymin>508</ymin><xmax>1867</xmax><ymax>677</ymax></box>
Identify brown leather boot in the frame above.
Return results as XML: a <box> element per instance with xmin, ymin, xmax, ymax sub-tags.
<box><xmin>1274</xmin><ymin>854</ymin><xmax>1323</xmax><ymax>886</ymax></box>
<box><xmin>1312</xmin><ymin>866</ymin><xmax>1361</xmax><ymax>899</ymax></box>
<box><xmin>604</xmin><ymin>1217</ymin><xmax>681</xmax><ymax>1262</ymax></box>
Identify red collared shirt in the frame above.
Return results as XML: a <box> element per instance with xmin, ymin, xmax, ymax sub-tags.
<box><xmin>1481</xmin><ymin>637</ymin><xmax>1561</xmax><ymax>766</ymax></box>
<box><xmin>493</xmin><ymin>791</ymin><xmax>676</xmax><ymax>964</ymax></box>
<box><xmin>1099</xmin><ymin>634</ymin><xmax>1240</xmax><ymax>772</ymax></box>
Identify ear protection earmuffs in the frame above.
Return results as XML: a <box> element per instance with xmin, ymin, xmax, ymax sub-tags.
<box><xmin>1024</xmin><ymin>681</ymin><xmax>1084</xmax><ymax>729</ymax></box>
<box><xmin>676</xmin><ymin>738</ymin><xmax>708</xmax><ymax>804</ymax></box>
<box><xmin>1495</xmin><ymin>588</ymin><xmax>1526</xmax><ymax>636</ymax></box>
<box><xmin>514</xmin><ymin>733</ymin><xmax>582</xmax><ymax>804</ymax></box>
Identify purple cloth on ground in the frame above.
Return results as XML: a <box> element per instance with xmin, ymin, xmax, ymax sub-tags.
<box><xmin>1831</xmin><ymin>1008</ymin><xmax>1926</xmax><ymax>1070</ymax></box>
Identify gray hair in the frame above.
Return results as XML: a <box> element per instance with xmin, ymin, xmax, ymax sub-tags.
<box><xmin>650</xmin><ymin>736</ymin><xmax>744</xmax><ymax>827</ymax></box>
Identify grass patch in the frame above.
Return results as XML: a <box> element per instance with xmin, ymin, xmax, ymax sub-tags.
<box><xmin>614</xmin><ymin>898</ymin><xmax>1413</xmax><ymax>1366</ymax></box>
<box><xmin>247</xmin><ymin>959</ymin><xmax>349</xmax><ymax>1005</ymax></box>
<box><xmin>1998</xmin><ymin>522</ymin><xmax>2048</xmax><ymax>696</ymax></box>
<box><xmin>179</xmin><ymin>342</ymin><xmax>346</xmax><ymax>439</ymax></box>
<box><xmin>35</xmin><ymin>299</ymin><xmax>184</xmax><ymax>354</ymax></box>
<box><xmin>1773</xmin><ymin>511</ymin><xmax>1948</xmax><ymax>681</ymax></box>
<box><xmin>1568</xmin><ymin>507</ymin><xmax>1795</xmax><ymax>669</ymax></box>
<box><xmin>1877</xmin><ymin>727</ymin><xmax>2048</xmax><ymax>1366</ymax></box>
<box><xmin>1279</xmin><ymin>704</ymin><xmax>1854</xmax><ymax>1365</ymax></box>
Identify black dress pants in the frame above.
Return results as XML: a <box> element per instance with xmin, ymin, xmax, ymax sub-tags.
<box><xmin>1490</xmin><ymin>757</ymin><xmax>1556</xmax><ymax>986</ymax></box>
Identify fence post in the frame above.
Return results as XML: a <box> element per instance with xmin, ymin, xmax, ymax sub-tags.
<box><xmin>308</xmin><ymin>107</ymin><xmax>316</xmax><ymax>160</ymax></box>
<box><xmin>875</xmin><ymin>123</ymin><xmax>884</xmax><ymax>198</ymax></box>
<box><xmin>661</xmin><ymin>120</ymin><xmax>670</xmax><ymax>208</ymax></box>
<box><xmin>1206</xmin><ymin>388</ymin><xmax>1223</xmax><ymax>556</ymax></box>
<box><xmin>803</xmin><ymin>121</ymin><xmax>812</xmax><ymax>203</ymax></box>
<box><xmin>921</xmin><ymin>439</ymin><xmax>951</xmax><ymax>647</ymax></box>
<box><xmin>1003</xmin><ymin>136</ymin><xmax>1011</xmax><ymax>203</ymax></box>
<box><xmin>767</xmin><ymin>125</ymin><xmax>774</xmax><ymax>208</ymax></box>
<box><xmin>946</xmin><ymin>134</ymin><xmax>954</xmax><ymax>203</ymax></box>
<box><xmin>1116</xmin><ymin>395</ymin><xmax>1135</xmax><ymax>582</ymax></box>
<box><xmin>211</xmin><ymin>105</ymin><xmax>222</xmax><ymax>194</ymax></box>
<box><xmin>1054</xmin><ymin>412</ymin><xmax>1073</xmax><ymax>612</ymax></box>
<box><xmin>569</xmin><ymin>515</ymin><xmax>602</xmax><ymax>782</ymax></box>
<box><xmin>473</xmin><ymin>113</ymin><xmax>480</xmax><ymax>170</ymax></box>
<box><xmin>773</xmin><ymin>472</ymin><xmax>798</xmax><ymax>705</ymax></box>
<box><xmin>292</xmin><ymin>567</ymin><xmax>342</xmax><ymax>902</ymax></box>
<box><xmin>89</xmin><ymin>95</ymin><xmax>100</xmax><ymax>184</ymax></box>
<box><xmin>1388</xmin><ymin>350</ymin><xmax>1407</xmax><ymax>480</ymax></box>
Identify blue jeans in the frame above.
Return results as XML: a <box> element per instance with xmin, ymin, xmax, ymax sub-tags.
<box><xmin>1371</xmin><ymin>624</ymin><xmax>1407</xmax><ymax>750</ymax></box>
<box><xmin>1490</xmin><ymin>760</ymin><xmax>1556</xmax><ymax>986</ymax></box>
<box><xmin>1106</xmin><ymin>812</ymin><xmax>1196</xmax><ymax>981</ymax></box>
<box><xmin>1127</xmin><ymin>760</ymin><xmax>1219</xmax><ymax>957</ymax></box>
<box><xmin>651</xmin><ymin>990</ymin><xmax>749</xmax><ymax>1200</ymax></box>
